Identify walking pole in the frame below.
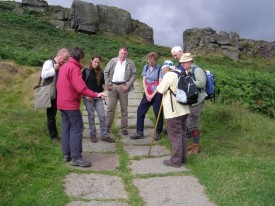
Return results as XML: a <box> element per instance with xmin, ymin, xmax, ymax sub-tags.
<box><xmin>148</xmin><ymin>101</ymin><xmax>163</xmax><ymax>156</ymax></box>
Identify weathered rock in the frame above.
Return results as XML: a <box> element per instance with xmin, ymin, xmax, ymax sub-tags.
<box><xmin>17</xmin><ymin>0</ymin><xmax>155</xmax><ymax>43</ymax></box>
<box><xmin>97</xmin><ymin>5</ymin><xmax>132</xmax><ymax>35</ymax></box>
<box><xmin>183</xmin><ymin>27</ymin><xmax>274</xmax><ymax>61</ymax></box>
<box><xmin>70</xmin><ymin>0</ymin><xmax>99</xmax><ymax>33</ymax></box>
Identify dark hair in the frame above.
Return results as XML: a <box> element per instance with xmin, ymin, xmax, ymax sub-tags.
<box><xmin>119</xmin><ymin>46</ymin><xmax>128</xmax><ymax>52</ymax></box>
<box><xmin>90</xmin><ymin>54</ymin><xmax>102</xmax><ymax>86</ymax></box>
<box><xmin>91</xmin><ymin>54</ymin><xmax>101</xmax><ymax>61</ymax></box>
<box><xmin>70</xmin><ymin>46</ymin><xmax>84</xmax><ymax>61</ymax></box>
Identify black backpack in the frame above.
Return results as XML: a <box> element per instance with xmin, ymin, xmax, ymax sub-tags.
<box><xmin>168</xmin><ymin>71</ymin><xmax>199</xmax><ymax>112</ymax></box>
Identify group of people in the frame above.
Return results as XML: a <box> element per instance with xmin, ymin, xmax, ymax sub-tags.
<box><xmin>41</xmin><ymin>45</ymin><xmax>206</xmax><ymax>168</ymax></box>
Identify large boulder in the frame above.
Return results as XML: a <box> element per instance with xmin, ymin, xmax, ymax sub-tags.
<box><xmin>97</xmin><ymin>5</ymin><xmax>132</xmax><ymax>35</ymax></box>
<box><xmin>70</xmin><ymin>0</ymin><xmax>99</xmax><ymax>33</ymax></box>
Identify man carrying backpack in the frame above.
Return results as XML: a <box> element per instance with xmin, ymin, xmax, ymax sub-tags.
<box><xmin>179</xmin><ymin>53</ymin><xmax>207</xmax><ymax>155</ymax></box>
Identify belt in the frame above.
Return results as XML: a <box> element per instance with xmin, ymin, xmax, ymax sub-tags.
<box><xmin>112</xmin><ymin>82</ymin><xmax>126</xmax><ymax>85</ymax></box>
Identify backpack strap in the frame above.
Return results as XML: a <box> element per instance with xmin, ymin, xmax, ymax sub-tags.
<box><xmin>168</xmin><ymin>87</ymin><xmax>175</xmax><ymax>112</ymax></box>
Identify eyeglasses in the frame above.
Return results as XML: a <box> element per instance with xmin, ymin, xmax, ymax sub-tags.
<box><xmin>173</xmin><ymin>52</ymin><xmax>179</xmax><ymax>58</ymax></box>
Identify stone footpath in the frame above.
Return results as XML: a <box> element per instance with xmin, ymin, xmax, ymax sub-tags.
<box><xmin>64</xmin><ymin>82</ymin><xmax>216</xmax><ymax>206</ymax></box>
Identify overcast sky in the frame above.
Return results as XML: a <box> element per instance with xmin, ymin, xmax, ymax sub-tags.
<box><xmin>18</xmin><ymin>0</ymin><xmax>275</xmax><ymax>47</ymax></box>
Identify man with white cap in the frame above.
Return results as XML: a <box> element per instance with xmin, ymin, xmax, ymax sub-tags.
<box><xmin>179</xmin><ymin>53</ymin><xmax>207</xmax><ymax>155</ymax></box>
<box><xmin>156</xmin><ymin>60</ymin><xmax>190</xmax><ymax>167</ymax></box>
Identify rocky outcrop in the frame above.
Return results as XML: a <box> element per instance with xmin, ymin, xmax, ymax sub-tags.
<box><xmin>13</xmin><ymin>0</ymin><xmax>153</xmax><ymax>43</ymax></box>
<box><xmin>183</xmin><ymin>27</ymin><xmax>274</xmax><ymax>61</ymax></box>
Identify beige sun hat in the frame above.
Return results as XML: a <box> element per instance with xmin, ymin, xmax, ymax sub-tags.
<box><xmin>179</xmin><ymin>53</ymin><xmax>194</xmax><ymax>63</ymax></box>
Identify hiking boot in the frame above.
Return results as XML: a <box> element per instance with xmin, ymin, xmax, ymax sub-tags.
<box><xmin>64</xmin><ymin>154</ymin><xmax>71</xmax><ymax>162</ymax></box>
<box><xmin>130</xmin><ymin>132</ymin><xmax>144</xmax><ymax>140</ymax></box>
<box><xmin>163</xmin><ymin>160</ymin><xmax>181</xmax><ymax>168</ymax></box>
<box><xmin>90</xmin><ymin>135</ymin><xmax>98</xmax><ymax>143</ymax></box>
<box><xmin>122</xmin><ymin>129</ymin><xmax>128</xmax><ymax>135</ymax></box>
<box><xmin>154</xmin><ymin>132</ymin><xmax>161</xmax><ymax>141</ymax></box>
<box><xmin>188</xmin><ymin>143</ymin><xmax>201</xmax><ymax>155</ymax></box>
<box><xmin>187</xmin><ymin>143</ymin><xmax>194</xmax><ymax>151</ymax></box>
<box><xmin>101</xmin><ymin>136</ymin><xmax>115</xmax><ymax>143</ymax></box>
<box><xmin>70</xmin><ymin>158</ymin><xmax>91</xmax><ymax>167</ymax></box>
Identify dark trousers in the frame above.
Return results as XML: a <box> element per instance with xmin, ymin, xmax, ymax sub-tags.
<box><xmin>136</xmin><ymin>93</ymin><xmax>163</xmax><ymax>133</ymax></box>
<box><xmin>166</xmin><ymin>114</ymin><xmax>188</xmax><ymax>164</ymax></box>
<box><xmin>60</xmin><ymin>110</ymin><xmax>83</xmax><ymax>159</ymax></box>
<box><xmin>46</xmin><ymin>99</ymin><xmax>58</xmax><ymax>139</ymax></box>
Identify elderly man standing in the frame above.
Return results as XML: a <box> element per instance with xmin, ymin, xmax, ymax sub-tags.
<box><xmin>179</xmin><ymin>53</ymin><xmax>207</xmax><ymax>155</ymax></box>
<box><xmin>104</xmin><ymin>47</ymin><xmax>137</xmax><ymax>135</ymax></box>
<box><xmin>171</xmin><ymin>46</ymin><xmax>184</xmax><ymax>73</ymax></box>
<box><xmin>41</xmin><ymin>48</ymin><xmax>70</xmax><ymax>143</ymax></box>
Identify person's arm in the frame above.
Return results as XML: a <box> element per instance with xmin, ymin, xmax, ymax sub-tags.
<box><xmin>41</xmin><ymin>60</ymin><xmax>55</xmax><ymax>79</ymax></box>
<box><xmin>193</xmin><ymin>67</ymin><xmax>207</xmax><ymax>89</ymax></box>
<box><xmin>104</xmin><ymin>60</ymin><xmax>113</xmax><ymax>88</ymax></box>
<box><xmin>125</xmin><ymin>60</ymin><xmax>137</xmax><ymax>88</ymax></box>
<box><xmin>70</xmin><ymin>68</ymin><xmax>99</xmax><ymax>98</ymax></box>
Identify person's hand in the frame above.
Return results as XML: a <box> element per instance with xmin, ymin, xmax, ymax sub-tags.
<box><xmin>54</xmin><ymin>63</ymin><xmax>61</xmax><ymax>71</ymax></box>
<box><xmin>107</xmin><ymin>85</ymin><xmax>113</xmax><ymax>91</ymax></box>
<box><xmin>98</xmin><ymin>92</ymin><xmax>107</xmax><ymax>99</ymax></box>
<box><xmin>145</xmin><ymin>93</ymin><xmax>151</xmax><ymax>102</ymax></box>
<box><xmin>122</xmin><ymin>85</ymin><xmax>128</xmax><ymax>93</ymax></box>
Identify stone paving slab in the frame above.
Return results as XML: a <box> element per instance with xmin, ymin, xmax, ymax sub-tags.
<box><xmin>124</xmin><ymin>145</ymin><xmax>170</xmax><ymax>158</ymax></box>
<box><xmin>120</xmin><ymin>128</ymin><xmax>156</xmax><ymax>145</ymax></box>
<box><xmin>133</xmin><ymin>176</ymin><xmax>216</xmax><ymax>206</ymax></box>
<box><xmin>115</xmin><ymin>118</ymin><xmax>154</xmax><ymax>128</ymax></box>
<box><xmin>82</xmin><ymin>138</ymin><xmax>116</xmax><ymax>153</ymax></box>
<box><xmin>66</xmin><ymin>201</ymin><xmax>128</xmax><ymax>206</ymax></box>
<box><xmin>129</xmin><ymin>156</ymin><xmax>190</xmax><ymax>175</ymax></box>
<box><xmin>64</xmin><ymin>173</ymin><xmax>128</xmax><ymax>199</ymax></box>
<box><xmin>69</xmin><ymin>153</ymin><xmax>119</xmax><ymax>171</ymax></box>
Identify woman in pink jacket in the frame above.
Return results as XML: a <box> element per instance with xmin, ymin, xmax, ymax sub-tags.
<box><xmin>57</xmin><ymin>46</ymin><xmax>107</xmax><ymax>167</ymax></box>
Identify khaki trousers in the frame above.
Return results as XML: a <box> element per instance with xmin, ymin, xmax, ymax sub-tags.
<box><xmin>106</xmin><ymin>84</ymin><xmax>128</xmax><ymax>130</ymax></box>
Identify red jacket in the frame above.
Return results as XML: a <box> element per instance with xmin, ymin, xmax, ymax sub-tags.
<box><xmin>57</xmin><ymin>57</ymin><xmax>98</xmax><ymax>110</ymax></box>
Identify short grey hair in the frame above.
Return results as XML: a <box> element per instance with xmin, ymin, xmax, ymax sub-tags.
<box><xmin>171</xmin><ymin>46</ymin><xmax>183</xmax><ymax>55</ymax></box>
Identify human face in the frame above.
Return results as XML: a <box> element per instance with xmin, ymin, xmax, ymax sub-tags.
<box><xmin>57</xmin><ymin>53</ymin><xmax>69</xmax><ymax>65</ymax></box>
<box><xmin>118</xmin><ymin>48</ymin><xmax>128</xmax><ymax>62</ymax></box>
<box><xmin>91</xmin><ymin>57</ymin><xmax>101</xmax><ymax>69</ymax></box>
<box><xmin>172</xmin><ymin>50</ymin><xmax>183</xmax><ymax>61</ymax></box>
<box><xmin>147</xmin><ymin>56</ymin><xmax>157</xmax><ymax>67</ymax></box>
<box><xmin>161</xmin><ymin>67</ymin><xmax>169</xmax><ymax>75</ymax></box>
<box><xmin>181</xmin><ymin>61</ymin><xmax>192</xmax><ymax>71</ymax></box>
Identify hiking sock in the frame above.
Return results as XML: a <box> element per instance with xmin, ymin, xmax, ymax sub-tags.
<box><xmin>191</xmin><ymin>130</ymin><xmax>200</xmax><ymax>144</ymax></box>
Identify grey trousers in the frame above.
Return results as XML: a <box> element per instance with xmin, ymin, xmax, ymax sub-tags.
<box><xmin>106</xmin><ymin>84</ymin><xmax>128</xmax><ymax>130</ymax></box>
<box><xmin>166</xmin><ymin>114</ymin><xmax>188</xmax><ymax>165</ymax></box>
<box><xmin>83</xmin><ymin>98</ymin><xmax>108</xmax><ymax>138</ymax></box>
<box><xmin>60</xmin><ymin>110</ymin><xmax>83</xmax><ymax>159</ymax></box>
<box><xmin>187</xmin><ymin>102</ymin><xmax>204</xmax><ymax>132</ymax></box>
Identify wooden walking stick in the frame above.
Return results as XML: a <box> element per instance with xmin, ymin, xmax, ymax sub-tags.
<box><xmin>148</xmin><ymin>101</ymin><xmax>163</xmax><ymax>156</ymax></box>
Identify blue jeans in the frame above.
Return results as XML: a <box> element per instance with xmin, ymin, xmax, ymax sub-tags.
<box><xmin>136</xmin><ymin>93</ymin><xmax>163</xmax><ymax>133</ymax></box>
<box><xmin>83</xmin><ymin>98</ymin><xmax>108</xmax><ymax>138</ymax></box>
<box><xmin>60</xmin><ymin>110</ymin><xmax>83</xmax><ymax>159</ymax></box>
